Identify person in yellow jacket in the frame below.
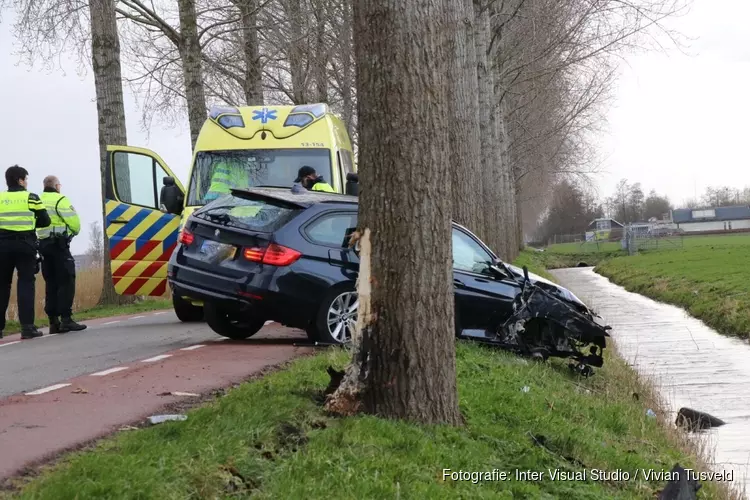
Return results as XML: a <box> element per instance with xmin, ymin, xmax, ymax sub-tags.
<box><xmin>204</xmin><ymin>161</ymin><xmax>250</xmax><ymax>202</ymax></box>
<box><xmin>0</xmin><ymin>165</ymin><xmax>51</xmax><ymax>339</ymax></box>
<box><xmin>293</xmin><ymin>166</ymin><xmax>335</xmax><ymax>193</ymax></box>
<box><xmin>38</xmin><ymin>175</ymin><xmax>86</xmax><ymax>334</ymax></box>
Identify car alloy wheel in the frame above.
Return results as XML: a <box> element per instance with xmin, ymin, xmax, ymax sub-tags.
<box><xmin>327</xmin><ymin>291</ymin><xmax>358</xmax><ymax>343</ymax></box>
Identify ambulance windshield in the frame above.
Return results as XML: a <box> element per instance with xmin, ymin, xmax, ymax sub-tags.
<box><xmin>186</xmin><ymin>149</ymin><xmax>332</xmax><ymax>206</ymax></box>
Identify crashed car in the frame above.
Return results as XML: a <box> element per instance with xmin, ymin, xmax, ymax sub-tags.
<box><xmin>167</xmin><ymin>187</ymin><xmax>611</xmax><ymax>371</ymax></box>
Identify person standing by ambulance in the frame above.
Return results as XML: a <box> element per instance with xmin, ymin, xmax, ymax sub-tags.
<box><xmin>38</xmin><ymin>175</ymin><xmax>87</xmax><ymax>334</ymax></box>
<box><xmin>0</xmin><ymin>166</ymin><xmax>50</xmax><ymax>339</ymax></box>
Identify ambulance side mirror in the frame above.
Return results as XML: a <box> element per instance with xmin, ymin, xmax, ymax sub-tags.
<box><xmin>160</xmin><ymin>177</ymin><xmax>184</xmax><ymax>216</ymax></box>
<box><xmin>345</xmin><ymin>173</ymin><xmax>359</xmax><ymax>197</ymax></box>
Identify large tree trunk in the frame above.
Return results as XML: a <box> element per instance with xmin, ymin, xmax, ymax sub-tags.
<box><xmin>88</xmin><ymin>0</ymin><xmax>133</xmax><ymax>306</ymax></box>
<box><xmin>325</xmin><ymin>0</ymin><xmax>461</xmax><ymax>426</ymax></box>
<box><xmin>446</xmin><ymin>0</ymin><xmax>483</xmax><ymax>235</ymax></box>
<box><xmin>237</xmin><ymin>0</ymin><xmax>264</xmax><ymax>105</ymax></box>
<box><xmin>474</xmin><ymin>2</ymin><xmax>507</xmax><ymax>259</ymax></box>
<box><xmin>495</xmin><ymin>84</ymin><xmax>517</xmax><ymax>259</ymax></box>
<box><xmin>176</xmin><ymin>0</ymin><xmax>207</xmax><ymax>149</ymax></box>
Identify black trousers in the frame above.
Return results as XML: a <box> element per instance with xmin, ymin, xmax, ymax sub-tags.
<box><xmin>0</xmin><ymin>238</ymin><xmax>38</xmax><ymax>330</ymax></box>
<box><xmin>40</xmin><ymin>238</ymin><xmax>76</xmax><ymax>319</ymax></box>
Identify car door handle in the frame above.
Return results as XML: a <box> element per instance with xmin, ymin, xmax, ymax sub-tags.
<box><xmin>474</xmin><ymin>278</ymin><xmax>489</xmax><ymax>283</ymax></box>
<box><xmin>453</xmin><ymin>279</ymin><xmax>465</xmax><ymax>288</ymax></box>
<box><xmin>110</xmin><ymin>218</ymin><xmax>130</xmax><ymax>224</ymax></box>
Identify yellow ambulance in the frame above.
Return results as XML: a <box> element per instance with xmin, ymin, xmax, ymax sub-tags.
<box><xmin>102</xmin><ymin>103</ymin><xmax>357</xmax><ymax>321</ymax></box>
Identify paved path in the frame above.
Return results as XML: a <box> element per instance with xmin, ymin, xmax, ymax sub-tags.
<box><xmin>552</xmin><ymin>267</ymin><xmax>750</xmax><ymax>498</ymax></box>
<box><xmin>0</xmin><ymin>311</ymin><xmax>311</xmax><ymax>479</ymax></box>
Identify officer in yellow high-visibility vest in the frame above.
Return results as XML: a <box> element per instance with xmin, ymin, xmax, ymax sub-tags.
<box><xmin>0</xmin><ymin>166</ymin><xmax>51</xmax><ymax>339</ymax></box>
<box><xmin>294</xmin><ymin>166</ymin><xmax>335</xmax><ymax>193</ymax></box>
<box><xmin>204</xmin><ymin>161</ymin><xmax>249</xmax><ymax>202</ymax></box>
<box><xmin>38</xmin><ymin>175</ymin><xmax>87</xmax><ymax>334</ymax></box>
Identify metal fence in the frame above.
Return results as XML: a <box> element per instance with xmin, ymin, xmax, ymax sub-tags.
<box><xmin>544</xmin><ymin>229</ymin><xmax>684</xmax><ymax>255</ymax></box>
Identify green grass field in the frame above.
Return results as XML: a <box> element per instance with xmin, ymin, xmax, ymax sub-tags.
<box><xmin>2</xmin><ymin>251</ymin><xmax>736</xmax><ymax>500</ymax></box>
<box><xmin>596</xmin><ymin>233</ymin><xmax>750</xmax><ymax>338</ymax></box>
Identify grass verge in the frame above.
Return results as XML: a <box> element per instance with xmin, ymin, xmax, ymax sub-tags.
<box><xmin>4</xmin><ymin>346</ymin><xmax>734</xmax><ymax>499</ymax></box>
<box><xmin>595</xmin><ymin>233</ymin><xmax>750</xmax><ymax>338</ymax></box>
<box><xmin>2</xmin><ymin>251</ymin><xmax>737</xmax><ymax>499</ymax></box>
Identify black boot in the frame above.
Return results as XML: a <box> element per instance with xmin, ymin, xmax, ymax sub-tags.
<box><xmin>61</xmin><ymin>317</ymin><xmax>87</xmax><ymax>332</ymax></box>
<box><xmin>49</xmin><ymin>317</ymin><xmax>65</xmax><ymax>334</ymax></box>
<box><xmin>21</xmin><ymin>325</ymin><xmax>43</xmax><ymax>339</ymax></box>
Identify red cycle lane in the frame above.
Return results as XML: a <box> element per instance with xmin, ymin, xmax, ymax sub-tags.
<box><xmin>0</xmin><ymin>324</ymin><xmax>313</xmax><ymax>480</ymax></box>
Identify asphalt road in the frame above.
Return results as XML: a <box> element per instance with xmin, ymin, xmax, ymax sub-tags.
<box><xmin>0</xmin><ymin>311</ymin><xmax>219</xmax><ymax>398</ymax></box>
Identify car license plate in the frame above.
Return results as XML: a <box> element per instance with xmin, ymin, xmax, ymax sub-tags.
<box><xmin>200</xmin><ymin>240</ymin><xmax>236</xmax><ymax>263</ymax></box>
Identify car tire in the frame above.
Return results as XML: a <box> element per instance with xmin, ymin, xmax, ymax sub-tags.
<box><xmin>311</xmin><ymin>283</ymin><xmax>358</xmax><ymax>345</ymax></box>
<box><xmin>172</xmin><ymin>293</ymin><xmax>204</xmax><ymax>322</ymax></box>
<box><xmin>204</xmin><ymin>302</ymin><xmax>265</xmax><ymax>340</ymax></box>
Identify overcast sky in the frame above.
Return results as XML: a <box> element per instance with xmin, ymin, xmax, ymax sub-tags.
<box><xmin>2</xmin><ymin>0</ymin><xmax>750</xmax><ymax>254</ymax></box>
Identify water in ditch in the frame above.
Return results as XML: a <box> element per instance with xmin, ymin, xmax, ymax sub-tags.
<box><xmin>552</xmin><ymin>267</ymin><xmax>750</xmax><ymax>498</ymax></box>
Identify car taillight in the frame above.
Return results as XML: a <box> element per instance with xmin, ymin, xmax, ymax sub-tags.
<box><xmin>243</xmin><ymin>243</ymin><xmax>302</xmax><ymax>266</ymax></box>
<box><xmin>178</xmin><ymin>228</ymin><xmax>194</xmax><ymax>245</ymax></box>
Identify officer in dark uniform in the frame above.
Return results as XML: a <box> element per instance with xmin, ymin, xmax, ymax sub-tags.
<box><xmin>38</xmin><ymin>175</ymin><xmax>86</xmax><ymax>334</ymax></box>
<box><xmin>0</xmin><ymin>166</ymin><xmax>51</xmax><ymax>339</ymax></box>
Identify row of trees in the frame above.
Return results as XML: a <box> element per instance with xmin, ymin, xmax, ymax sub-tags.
<box><xmin>2</xmin><ymin>0</ymin><xmax>686</xmax><ymax>423</ymax></box>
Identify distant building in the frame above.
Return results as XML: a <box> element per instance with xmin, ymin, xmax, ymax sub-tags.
<box><xmin>671</xmin><ymin>206</ymin><xmax>750</xmax><ymax>233</ymax></box>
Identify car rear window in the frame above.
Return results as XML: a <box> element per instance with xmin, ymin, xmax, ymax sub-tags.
<box><xmin>194</xmin><ymin>194</ymin><xmax>301</xmax><ymax>233</ymax></box>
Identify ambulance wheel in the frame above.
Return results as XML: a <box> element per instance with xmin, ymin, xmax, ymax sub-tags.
<box><xmin>204</xmin><ymin>302</ymin><xmax>265</xmax><ymax>340</ymax></box>
<box><xmin>172</xmin><ymin>293</ymin><xmax>204</xmax><ymax>322</ymax></box>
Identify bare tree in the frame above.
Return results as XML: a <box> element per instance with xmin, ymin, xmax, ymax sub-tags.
<box><xmin>86</xmin><ymin>220</ymin><xmax>104</xmax><ymax>268</ymax></box>
<box><xmin>115</xmin><ymin>0</ymin><xmax>208</xmax><ymax>148</ymax></box>
<box><xmin>326</xmin><ymin>0</ymin><xmax>461</xmax><ymax>425</ymax></box>
<box><xmin>89</xmin><ymin>0</ymin><xmax>135</xmax><ymax>306</ymax></box>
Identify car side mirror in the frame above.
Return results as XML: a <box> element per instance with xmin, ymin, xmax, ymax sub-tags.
<box><xmin>344</xmin><ymin>227</ymin><xmax>360</xmax><ymax>253</ymax></box>
<box><xmin>345</xmin><ymin>172</ymin><xmax>359</xmax><ymax>196</ymax></box>
<box><xmin>160</xmin><ymin>180</ymin><xmax>184</xmax><ymax>216</ymax></box>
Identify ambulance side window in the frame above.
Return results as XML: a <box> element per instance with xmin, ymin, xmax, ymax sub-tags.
<box><xmin>113</xmin><ymin>152</ymin><xmax>166</xmax><ymax>209</ymax></box>
<box><xmin>340</xmin><ymin>150</ymin><xmax>354</xmax><ymax>175</ymax></box>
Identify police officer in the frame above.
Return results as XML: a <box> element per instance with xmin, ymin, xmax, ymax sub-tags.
<box><xmin>294</xmin><ymin>166</ymin><xmax>335</xmax><ymax>192</ymax></box>
<box><xmin>0</xmin><ymin>166</ymin><xmax>51</xmax><ymax>339</ymax></box>
<box><xmin>38</xmin><ymin>175</ymin><xmax>86</xmax><ymax>334</ymax></box>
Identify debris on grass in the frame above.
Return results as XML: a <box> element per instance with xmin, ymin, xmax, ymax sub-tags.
<box><xmin>146</xmin><ymin>414</ymin><xmax>187</xmax><ymax>425</ymax></box>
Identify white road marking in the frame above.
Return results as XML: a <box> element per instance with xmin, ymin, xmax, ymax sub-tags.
<box><xmin>0</xmin><ymin>341</ymin><xmax>21</xmax><ymax>348</ymax></box>
<box><xmin>152</xmin><ymin>311</ymin><xmax>167</xmax><ymax>316</ymax></box>
<box><xmin>90</xmin><ymin>366</ymin><xmax>129</xmax><ymax>377</ymax></box>
<box><xmin>102</xmin><ymin>320</ymin><xmax>121</xmax><ymax>325</ymax></box>
<box><xmin>172</xmin><ymin>391</ymin><xmax>200</xmax><ymax>397</ymax></box>
<box><xmin>40</xmin><ymin>334</ymin><xmax>57</xmax><ymax>339</ymax></box>
<box><xmin>180</xmin><ymin>344</ymin><xmax>205</xmax><ymax>351</ymax></box>
<box><xmin>141</xmin><ymin>354</ymin><xmax>172</xmax><ymax>363</ymax></box>
<box><xmin>26</xmin><ymin>383</ymin><xmax>71</xmax><ymax>396</ymax></box>
<box><xmin>131</xmin><ymin>315</ymin><xmax>145</xmax><ymax>320</ymax></box>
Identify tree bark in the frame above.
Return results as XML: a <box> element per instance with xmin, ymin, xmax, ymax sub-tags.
<box><xmin>326</xmin><ymin>0</ymin><xmax>461</xmax><ymax>426</ymax></box>
<box><xmin>236</xmin><ymin>0</ymin><xmax>264</xmax><ymax>105</ymax></box>
<box><xmin>474</xmin><ymin>1</ymin><xmax>507</xmax><ymax>259</ymax></box>
<box><xmin>445</xmin><ymin>0</ymin><xmax>483</xmax><ymax>236</ymax></box>
<box><xmin>176</xmin><ymin>0</ymin><xmax>207</xmax><ymax>150</ymax></box>
<box><xmin>88</xmin><ymin>0</ymin><xmax>134</xmax><ymax>306</ymax></box>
